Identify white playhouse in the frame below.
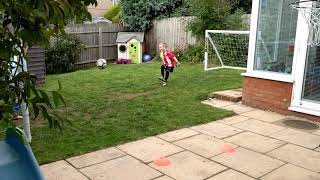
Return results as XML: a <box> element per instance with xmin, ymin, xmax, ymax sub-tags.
<box><xmin>116</xmin><ymin>32</ymin><xmax>145</xmax><ymax>64</ymax></box>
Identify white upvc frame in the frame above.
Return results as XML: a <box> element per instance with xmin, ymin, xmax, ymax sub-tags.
<box><xmin>204</xmin><ymin>30</ymin><xmax>249</xmax><ymax>71</ymax></box>
<box><xmin>246</xmin><ymin>0</ymin><xmax>320</xmax><ymax>116</ymax></box>
<box><xmin>290</xmin><ymin>1</ymin><xmax>320</xmax><ymax>116</ymax></box>
<box><xmin>243</xmin><ymin>0</ymin><xmax>296</xmax><ymax>83</ymax></box>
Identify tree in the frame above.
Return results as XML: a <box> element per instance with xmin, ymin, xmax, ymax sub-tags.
<box><xmin>0</xmin><ymin>0</ymin><xmax>97</xmax><ymax>139</ymax></box>
<box><xmin>234</xmin><ymin>0</ymin><xmax>252</xmax><ymax>14</ymax></box>
<box><xmin>188</xmin><ymin>0</ymin><xmax>246</xmax><ymax>39</ymax></box>
<box><xmin>120</xmin><ymin>0</ymin><xmax>184</xmax><ymax>31</ymax></box>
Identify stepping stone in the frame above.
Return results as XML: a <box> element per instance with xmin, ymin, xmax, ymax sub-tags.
<box><xmin>202</xmin><ymin>99</ymin><xmax>234</xmax><ymax>108</ymax></box>
<box><xmin>218</xmin><ymin>115</ymin><xmax>250</xmax><ymax>125</ymax></box>
<box><xmin>267</xmin><ymin>144</ymin><xmax>320</xmax><ymax>172</ymax></box>
<box><xmin>233</xmin><ymin>119</ymin><xmax>286</xmax><ymax>136</ymax></box>
<box><xmin>211</xmin><ymin>147</ymin><xmax>284</xmax><ymax>178</ymax></box>
<box><xmin>209</xmin><ymin>89</ymin><xmax>242</xmax><ymax>102</ymax></box>
<box><xmin>222</xmin><ymin>104</ymin><xmax>255</xmax><ymax>114</ymax></box>
<box><xmin>41</xmin><ymin>160</ymin><xmax>88</xmax><ymax>180</ymax></box>
<box><xmin>150</xmin><ymin>151</ymin><xmax>227</xmax><ymax>180</ymax></box>
<box><xmin>117</xmin><ymin>137</ymin><xmax>183</xmax><ymax>163</ymax></box>
<box><xmin>80</xmin><ymin>156</ymin><xmax>162</xmax><ymax>180</ymax></box>
<box><xmin>225</xmin><ymin>131</ymin><xmax>285</xmax><ymax>153</ymax></box>
<box><xmin>191</xmin><ymin>122</ymin><xmax>244</xmax><ymax>139</ymax></box>
<box><xmin>174</xmin><ymin>134</ymin><xmax>238</xmax><ymax>158</ymax></box>
<box><xmin>154</xmin><ymin>176</ymin><xmax>175</xmax><ymax>180</ymax></box>
<box><xmin>241</xmin><ymin>110</ymin><xmax>286</xmax><ymax>122</ymax></box>
<box><xmin>66</xmin><ymin>147</ymin><xmax>125</xmax><ymax>168</ymax></box>
<box><xmin>261</xmin><ymin>164</ymin><xmax>320</xmax><ymax>180</ymax></box>
<box><xmin>157</xmin><ymin>128</ymin><xmax>199</xmax><ymax>142</ymax></box>
<box><xmin>207</xmin><ymin>169</ymin><xmax>255</xmax><ymax>180</ymax></box>
<box><xmin>271</xmin><ymin>128</ymin><xmax>320</xmax><ymax>149</ymax></box>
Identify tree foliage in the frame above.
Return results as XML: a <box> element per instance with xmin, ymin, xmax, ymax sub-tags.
<box><xmin>120</xmin><ymin>0</ymin><xmax>184</xmax><ymax>31</ymax></box>
<box><xmin>0</xmin><ymin>0</ymin><xmax>97</xmax><ymax>133</ymax></box>
<box><xmin>104</xmin><ymin>4</ymin><xmax>122</xmax><ymax>23</ymax></box>
<box><xmin>187</xmin><ymin>0</ymin><xmax>246</xmax><ymax>39</ymax></box>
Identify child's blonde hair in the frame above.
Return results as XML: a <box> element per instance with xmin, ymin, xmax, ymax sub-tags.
<box><xmin>159</xmin><ymin>42</ymin><xmax>168</xmax><ymax>48</ymax></box>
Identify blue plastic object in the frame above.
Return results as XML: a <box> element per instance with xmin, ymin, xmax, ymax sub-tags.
<box><xmin>0</xmin><ymin>128</ymin><xmax>45</xmax><ymax>180</ymax></box>
<box><xmin>143</xmin><ymin>54</ymin><xmax>153</xmax><ymax>62</ymax></box>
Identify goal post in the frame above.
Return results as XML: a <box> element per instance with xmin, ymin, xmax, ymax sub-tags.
<box><xmin>204</xmin><ymin>30</ymin><xmax>250</xmax><ymax>71</ymax></box>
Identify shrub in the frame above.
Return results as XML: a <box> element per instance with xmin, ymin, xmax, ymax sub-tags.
<box><xmin>173</xmin><ymin>45</ymin><xmax>205</xmax><ymax>64</ymax></box>
<box><xmin>45</xmin><ymin>33</ymin><xmax>84</xmax><ymax>74</ymax></box>
<box><xmin>120</xmin><ymin>0</ymin><xmax>184</xmax><ymax>31</ymax></box>
<box><xmin>104</xmin><ymin>4</ymin><xmax>121</xmax><ymax>23</ymax></box>
<box><xmin>188</xmin><ymin>0</ymin><xmax>246</xmax><ymax>39</ymax></box>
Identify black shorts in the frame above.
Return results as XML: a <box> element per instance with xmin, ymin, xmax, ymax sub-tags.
<box><xmin>164</xmin><ymin>65</ymin><xmax>174</xmax><ymax>73</ymax></box>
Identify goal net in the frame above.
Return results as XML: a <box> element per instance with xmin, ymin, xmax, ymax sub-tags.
<box><xmin>204</xmin><ymin>30</ymin><xmax>250</xmax><ymax>71</ymax></box>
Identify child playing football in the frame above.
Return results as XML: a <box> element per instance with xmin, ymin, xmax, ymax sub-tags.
<box><xmin>158</xmin><ymin>43</ymin><xmax>180</xmax><ymax>86</ymax></box>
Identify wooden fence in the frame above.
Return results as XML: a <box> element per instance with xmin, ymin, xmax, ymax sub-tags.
<box><xmin>145</xmin><ymin>16</ymin><xmax>198</xmax><ymax>54</ymax></box>
<box><xmin>65</xmin><ymin>23</ymin><xmax>128</xmax><ymax>68</ymax></box>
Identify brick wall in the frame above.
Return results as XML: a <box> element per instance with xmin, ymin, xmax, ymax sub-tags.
<box><xmin>242</xmin><ymin>77</ymin><xmax>320</xmax><ymax>122</ymax></box>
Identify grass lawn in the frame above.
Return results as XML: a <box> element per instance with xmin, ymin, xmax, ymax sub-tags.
<box><xmin>30</xmin><ymin>62</ymin><xmax>243</xmax><ymax>164</ymax></box>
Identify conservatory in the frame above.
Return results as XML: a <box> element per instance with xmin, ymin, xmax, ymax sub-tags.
<box><xmin>242</xmin><ymin>0</ymin><xmax>320</xmax><ymax>120</ymax></box>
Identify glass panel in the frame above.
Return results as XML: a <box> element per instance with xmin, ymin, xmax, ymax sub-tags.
<box><xmin>302</xmin><ymin>46</ymin><xmax>320</xmax><ymax>103</ymax></box>
<box><xmin>254</xmin><ymin>0</ymin><xmax>298</xmax><ymax>74</ymax></box>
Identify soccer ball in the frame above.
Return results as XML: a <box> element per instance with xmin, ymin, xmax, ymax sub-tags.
<box><xmin>96</xmin><ymin>58</ymin><xmax>107</xmax><ymax>69</ymax></box>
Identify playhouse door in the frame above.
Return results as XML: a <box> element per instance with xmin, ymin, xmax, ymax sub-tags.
<box><xmin>128</xmin><ymin>42</ymin><xmax>140</xmax><ymax>64</ymax></box>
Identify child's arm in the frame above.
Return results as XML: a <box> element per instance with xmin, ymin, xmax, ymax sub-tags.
<box><xmin>174</xmin><ymin>57</ymin><xmax>180</xmax><ymax>66</ymax></box>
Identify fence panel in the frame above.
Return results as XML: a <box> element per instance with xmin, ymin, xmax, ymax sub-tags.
<box><xmin>65</xmin><ymin>23</ymin><xmax>128</xmax><ymax>68</ymax></box>
<box><xmin>145</xmin><ymin>16</ymin><xmax>198</xmax><ymax>54</ymax></box>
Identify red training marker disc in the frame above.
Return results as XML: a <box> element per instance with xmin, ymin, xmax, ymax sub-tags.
<box><xmin>153</xmin><ymin>157</ymin><xmax>171</xmax><ymax>167</ymax></box>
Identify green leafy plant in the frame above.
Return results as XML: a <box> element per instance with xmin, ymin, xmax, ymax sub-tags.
<box><xmin>46</xmin><ymin>33</ymin><xmax>84</xmax><ymax>74</ymax></box>
<box><xmin>188</xmin><ymin>0</ymin><xmax>246</xmax><ymax>39</ymax></box>
<box><xmin>173</xmin><ymin>45</ymin><xmax>205</xmax><ymax>63</ymax></box>
<box><xmin>0</xmin><ymin>0</ymin><xmax>97</xmax><ymax>136</ymax></box>
<box><xmin>104</xmin><ymin>4</ymin><xmax>122</xmax><ymax>23</ymax></box>
<box><xmin>120</xmin><ymin>0</ymin><xmax>184</xmax><ymax>31</ymax></box>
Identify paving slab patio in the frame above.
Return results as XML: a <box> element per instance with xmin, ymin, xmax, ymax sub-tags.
<box><xmin>270</xmin><ymin>128</ymin><xmax>320</xmax><ymax>149</ymax></box>
<box><xmin>222</xmin><ymin>104</ymin><xmax>255</xmax><ymax>114</ymax></box>
<box><xmin>207</xmin><ymin>169</ymin><xmax>256</xmax><ymax>180</ymax></box>
<box><xmin>313</xmin><ymin>129</ymin><xmax>320</xmax><ymax>136</ymax></box>
<box><xmin>241</xmin><ymin>110</ymin><xmax>286</xmax><ymax>122</ymax></box>
<box><xmin>117</xmin><ymin>137</ymin><xmax>183</xmax><ymax>163</ymax></box>
<box><xmin>224</xmin><ymin>131</ymin><xmax>286</xmax><ymax>153</ymax></box>
<box><xmin>80</xmin><ymin>155</ymin><xmax>162</xmax><ymax>180</ymax></box>
<box><xmin>174</xmin><ymin>134</ymin><xmax>238</xmax><ymax>158</ymax></box>
<box><xmin>233</xmin><ymin>119</ymin><xmax>286</xmax><ymax>136</ymax></box>
<box><xmin>41</xmin><ymin>160</ymin><xmax>88</xmax><ymax>180</ymax></box>
<box><xmin>153</xmin><ymin>176</ymin><xmax>175</xmax><ymax>180</ymax></box>
<box><xmin>41</xmin><ymin>99</ymin><xmax>320</xmax><ymax>180</ymax></box>
<box><xmin>267</xmin><ymin>144</ymin><xmax>320</xmax><ymax>173</ymax></box>
<box><xmin>66</xmin><ymin>147</ymin><xmax>125</xmax><ymax>169</ymax></box>
<box><xmin>157</xmin><ymin>128</ymin><xmax>199</xmax><ymax>142</ymax></box>
<box><xmin>261</xmin><ymin>164</ymin><xmax>320</xmax><ymax>180</ymax></box>
<box><xmin>211</xmin><ymin>147</ymin><xmax>284</xmax><ymax>178</ymax></box>
<box><xmin>217</xmin><ymin>115</ymin><xmax>250</xmax><ymax>125</ymax></box>
<box><xmin>149</xmin><ymin>151</ymin><xmax>227</xmax><ymax>180</ymax></box>
<box><xmin>191</xmin><ymin>122</ymin><xmax>244</xmax><ymax>138</ymax></box>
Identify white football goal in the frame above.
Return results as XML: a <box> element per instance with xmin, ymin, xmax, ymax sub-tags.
<box><xmin>204</xmin><ymin>30</ymin><xmax>250</xmax><ymax>71</ymax></box>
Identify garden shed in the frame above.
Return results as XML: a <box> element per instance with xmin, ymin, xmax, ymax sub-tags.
<box><xmin>27</xmin><ymin>47</ymin><xmax>46</xmax><ymax>85</ymax></box>
<box><xmin>116</xmin><ymin>32</ymin><xmax>145</xmax><ymax>64</ymax></box>
<box><xmin>242</xmin><ymin>0</ymin><xmax>320</xmax><ymax>121</ymax></box>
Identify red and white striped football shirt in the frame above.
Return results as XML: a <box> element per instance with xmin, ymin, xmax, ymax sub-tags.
<box><xmin>163</xmin><ymin>50</ymin><xmax>175</xmax><ymax>67</ymax></box>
